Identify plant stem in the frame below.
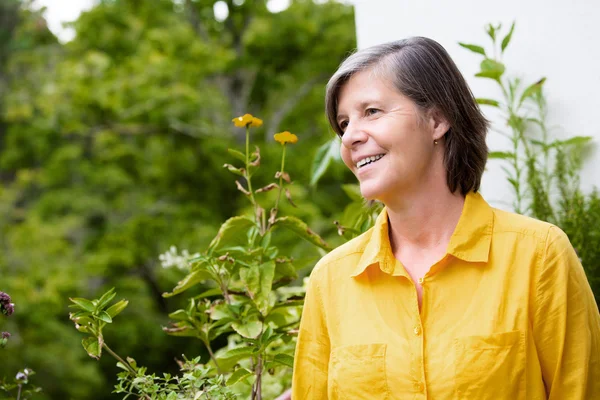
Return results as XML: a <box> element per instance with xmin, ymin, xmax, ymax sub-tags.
<box><xmin>205</xmin><ymin>340</ymin><xmax>222</xmax><ymax>374</ymax></box>
<box><xmin>252</xmin><ymin>354</ymin><xmax>263</xmax><ymax>400</ymax></box>
<box><xmin>273</xmin><ymin>144</ymin><xmax>286</xmax><ymax>214</ymax></box>
<box><xmin>16</xmin><ymin>384</ymin><xmax>21</xmax><ymax>400</ymax></box>
<box><xmin>245</xmin><ymin>126</ymin><xmax>257</xmax><ymax>207</ymax></box>
<box><xmin>102</xmin><ymin>343</ymin><xmax>137</xmax><ymax>376</ymax></box>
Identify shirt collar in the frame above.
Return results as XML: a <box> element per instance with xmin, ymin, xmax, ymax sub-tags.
<box><xmin>350</xmin><ymin>191</ymin><xmax>494</xmax><ymax>278</ymax></box>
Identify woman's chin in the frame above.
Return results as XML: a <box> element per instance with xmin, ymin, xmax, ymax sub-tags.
<box><xmin>359</xmin><ymin>183</ymin><xmax>382</xmax><ymax>201</ymax></box>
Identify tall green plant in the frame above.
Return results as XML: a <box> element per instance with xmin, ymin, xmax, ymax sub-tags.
<box><xmin>69</xmin><ymin>115</ymin><xmax>330</xmax><ymax>399</ymax></box>
<box><xmin>460</xmin><ymin>22</ymin><xmax>600</xmax><ymax>302</ymax></box>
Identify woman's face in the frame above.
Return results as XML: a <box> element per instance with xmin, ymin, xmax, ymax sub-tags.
<box><xmin>336</xmin><ymin>69</ymin><xmax>447</xmax><ymax>203</ymax></box>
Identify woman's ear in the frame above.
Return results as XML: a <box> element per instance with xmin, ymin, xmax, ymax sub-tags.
<box><xmin>429</xmin><ymin>108</ymin><xmax>450</xmax><ymax>141</ymax></box>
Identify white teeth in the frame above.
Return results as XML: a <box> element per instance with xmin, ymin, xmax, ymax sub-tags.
<box><xmin>356</xmin><ymin>154</ymin><xmax>384</xmax><ymax>168</ymax></box>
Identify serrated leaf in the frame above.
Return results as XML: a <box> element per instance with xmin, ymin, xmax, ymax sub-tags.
<box><xmin>226</xmin><ymin>368</ymin><xmax>253</xmax><ymax>385</ymax></box>
<box><xmin>227</xmin><ymin>148</ymin><xmax>246</xmax><ymax>163</ymax></box>
<box><xmin>97</xmin><ymin>311</ymin><xmax>113</xmax><ymax>323</ymax></box>
<box><xmin>232</xmin><ymin>320</ymin><xmax>263</xmax><ymax>339</ymax></box>
<box><xmin>489</xmin><ymin>151</ymin><xmax>514</xmax><ymax>160</ymax></box>
<box><xmin>106</xmin><ymin>300</ymin><xmax>128</xmax><ymax>318</ymax></box>
<box><xmin>208</xmin><ymin>216</ymin><xmax>257</xmax><ymax>254</ymax></box>
<box><xmin>274</xmin><ymin>216</ymin><xmax>330</xmax><ymax>250</ymax></box>
<box><xmin>82</xmin><ymin>337</ymin><xmax>102</xmax><ymax>360</ymax></box>
<box><xmin>501</xmin><ymin>21</ymin><xmax>515</xmax><ymax>53</ymax></box>
<box><xmin>310</xmin><ymin>138</ymin><xmax>340</xmax><ymax>186</ymax></box>
<box><xmin>475</xmin><ymin>98</ymin><xmax>500</xmax><ymax>107</ymax></box>
<box><xmin>69</xmin><ymin>298</ymin><xmax>96</xmax><ymax>313</ymax></box>
<box><xmin>272</xmin><ymin>353</ymin><xmax>294</xmax><ymax>368</ymax></box>
<box><xmin>458</xmin><ymin>42</ymin><xmax>486</xmax><ymax>56</ymax></box>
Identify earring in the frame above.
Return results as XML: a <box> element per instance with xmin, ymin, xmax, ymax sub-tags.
<box><xmin>434</xmin><ymin>139</ymin><xmax>439</xmax><ymax>145</ymax></box>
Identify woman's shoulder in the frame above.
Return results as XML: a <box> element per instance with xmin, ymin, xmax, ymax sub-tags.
<box><xmin>491</xmin><ymin>206</ymin><xmax>558</xmax><ymax>242</ymax></box>
<box><xmin>311</xmin><ymin>227</ymin><xmax>375</xmax><ymax>277</ymax></box>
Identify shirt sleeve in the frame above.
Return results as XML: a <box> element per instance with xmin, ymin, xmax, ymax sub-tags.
<box><xmin>292</xmin><ymin>265</ymin><xmax>330</xmax><ymax>399</ymax></box>
<box><xmin>531</xmin><ymin>225</ymin><xmax>600</xmax><ymax>399</ymax></box>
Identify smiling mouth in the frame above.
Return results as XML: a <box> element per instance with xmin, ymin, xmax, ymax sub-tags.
<box><xmin>357</xmin><ymin>154</ymin><xmax>385</xmax><ymax>169</ymax></box>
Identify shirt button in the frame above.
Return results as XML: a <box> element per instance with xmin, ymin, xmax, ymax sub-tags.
<box><xmin>413</xmin><ymin>326</ymin><xmax>422</xmax><ymax>336</ymax></box>
<box><xmin>414</xmin><ymin>381</ymin><xmax>425</xmax><ymax>392</ymax></box>
<box><xmin>418</xmin><ymin>277</ymin><xmax>424</xmax><ymax>284</ymax></box>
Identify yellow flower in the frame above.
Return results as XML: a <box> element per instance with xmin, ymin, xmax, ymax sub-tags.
<box><xmin>232</xmin><ymin>114</ymin><xmax>263</xmax><ymax>128</ymax></box>
<box><xmin>274</xmin><ymin>131</ymin><xmax>298</xmax><ymax>145</ymax></box>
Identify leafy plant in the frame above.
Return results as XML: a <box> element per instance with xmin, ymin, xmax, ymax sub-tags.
<box><xmin>69</xmin><ymin>115</ymin><xmax>330</xmax><ymax>399</ymax></box>
<box><xmin>461</xmin><ymin>22</ymin><xmax>600</xmax><ymax>302</ymax></box>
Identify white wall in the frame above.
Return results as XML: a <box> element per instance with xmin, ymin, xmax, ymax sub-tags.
<box><xmin>352</xmin><ymin>0</ymin><xmax>600</xmax><ymax>210</ymax></box>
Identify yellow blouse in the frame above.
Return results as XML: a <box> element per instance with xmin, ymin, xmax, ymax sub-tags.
<box><xmin>292</xmin><ymin>192</ymin><xmax>600</xmax><ymax>399</ymax></box>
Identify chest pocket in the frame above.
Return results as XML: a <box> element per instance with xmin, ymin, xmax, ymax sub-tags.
<box><xmin>329</xmin><ymin>343</ymin><xmax>390</xmax><ymax>400</ymax></box>
<box><xmin>453</xmin><ymin>330</ymin><xmax>525</xmax><ymax>400</ymax></box>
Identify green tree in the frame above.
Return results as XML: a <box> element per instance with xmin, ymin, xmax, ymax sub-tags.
<box><xmin>0</xmin><ymin>1</ymin><xmax>356</xmax><ymax>398</ymax></box>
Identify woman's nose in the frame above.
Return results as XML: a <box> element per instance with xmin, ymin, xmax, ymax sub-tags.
<box><xmin>341</xmin><ymin>121</ymin><xmax>368</xmax><ymax>148</ymax></box>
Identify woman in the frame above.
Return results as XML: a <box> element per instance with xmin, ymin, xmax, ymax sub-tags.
<box><xmin>292</xmin><ymin>37</ymin><xmax>600</xmax><ymax>399</ymax></box>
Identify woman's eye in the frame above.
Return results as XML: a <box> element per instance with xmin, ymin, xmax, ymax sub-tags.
<box><xmin>366</xmin><ymin>108</ymin><xmax>380</xmax><ymax>116</ymax></box>
<box><xmin>339</xmin><ymin>120</ymin><xmax>349</xmax><ymax>131</ymax></box>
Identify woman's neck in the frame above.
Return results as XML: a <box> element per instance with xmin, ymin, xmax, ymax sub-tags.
<box><xmin>385</xmin><ymin>185</ymin><xmax>465</xmax><ymax>255</ymax></box>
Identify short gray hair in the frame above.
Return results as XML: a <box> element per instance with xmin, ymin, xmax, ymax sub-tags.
<box><xmin>325</xmin><ymin>37</ymin><xmax>489</xmax><ymax>195</ymax></box>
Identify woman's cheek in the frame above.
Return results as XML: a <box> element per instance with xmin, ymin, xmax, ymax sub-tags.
<box><xmin>340</xmin><ymin>144</ymin><xmax>354</xmax><ymax>171</ymax></box>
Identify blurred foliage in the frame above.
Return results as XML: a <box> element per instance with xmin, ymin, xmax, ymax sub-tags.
<box><xmin>461</xmin><ymin>22</ymin><xmax>600</xmax><ymax>304</ymax></box>
<box><xmin>0</xmin><ymin>1</ymin><xmax>356</xmax><ymax>399</ymax></box>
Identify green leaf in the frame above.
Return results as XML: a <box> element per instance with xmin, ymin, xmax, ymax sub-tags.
<box><xmin>217</xmin><ymin>347</ymin><xmax>257</xmax><ymax>371</ymax></box>
<box><xmin>257</xmin><ymin>261</ymin><xmax>275</xmax><ymax>314</ymax></box>
<box><xmin>488</xmin><ymin>151</ymin><xmax>514</xmax><ymax>160</ymax></box>
<box><xmin>475</xmin><ymin>98</ymin><xmax>500</xmax><ymax>107</ymax></box>
<box><xmin>208</xmin><ymin>216</ymin><xmax>257</xmax><ymax>254</ymax></box>
<box><xmin>310</xmin><ymin>138</ymin><xmax>340</xmax><ymax>186</ymax></box>
<box><xmin>194</xmin><ymin>287</ymin><xmax>223</xmax><ymax>299</ymax></box>
<box><xmin>501</xmin><ymin>21</ymin><xmax>516</xmax><ymax>53</ymax></box>
<box><xmin>341</xmin><ymin>184</ymin><xmax>362</xmax><ymax>201</ymax></box>
<box><xmin>227</xmin><ymin>148</ymin><xmax>247</xmax><ymax>163</ymax></box>
<box><xmin>232</xmin><ymin>320</ymin><xmax>263</xmax><ymax>339</ymax></box>
<box><xmin>106</xmin><ymin>300</ymin><xmax>128</xmax><ymax>318</ymax></box>
<box><xmin>210</xmin><ymin>303</ymin><xmax>235</xmax><ymax>321</ymax></box>
<box><xmin>95</xmin><ymin>288</ymin><xmax>116</xmax><ymax>311</ymax></box>
<box><xmin>274</xmin><ymin>216</ymin><xmax>330</xmax><ymax>250</ymax></box>
<box><xmin>168</xmin><ymin>309</ymin><xmax>189</xmax><ymax>321</ymax></box>
<box><xmin>240</xmin><ymin>266</ymin><xmax>261</xmax><ymax>298</ymax></box>
<box><xmin>82</xmin><ymin>337</ymin><xmax>102</xmax><ymax>360</ymax></box>
<box><xmin>271</xmin><ymin>299</ymin><xmax>304</xmax><ymax>310</ymax></box>
<box><xmin>558</xmin><ymin>136</ymin><xmax>593</xmax><ymax>147</ymax></box>
<box><xmin>272</xmin><ymin>353</ymin><xmax>294</xmax><ymax>368</ymax></box>
<box><xmin>163</xmin><ymin>268</ymin><xmax>214</xmax><ymax>298</ymax></box>
<box><xmin>486</xmin><ymin>23</ymin><xmax>501</xmax><ymax>42</ymax></box>
<box><xmin>518</xmin><ymin>78</ymin><xmax>546</xmax><ymax>107</ymax></box>
<box><xmin>476</xmin><ymin>59</ymin><xmax>505</xmax><ymax>81</ymax></box>
<box><xmin>226</xmin><ymin>368</ymin><xmax>253</xmax><ymax>385</ymax></box>
<box><xmin>69</xmin><ymin>298</ymin><xmax>96</xmax><ymax>313</ymax></box>
<box><xmin>458</xmin><ymin>42</ymin><xmax>486</xmax><ymax>56</ymax></box>
<box><xmin>223</xmin><ymin>163</ymin><xmax>245</xmax><ymax>177</ymax></box>
<box><xmin>97</xmin><ymin>311</ymin><xmax>113</xmax><ymax>323</ymax></box>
